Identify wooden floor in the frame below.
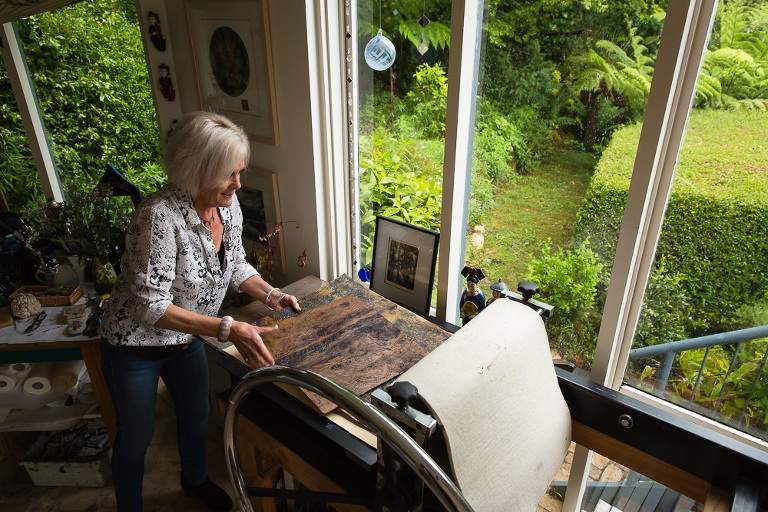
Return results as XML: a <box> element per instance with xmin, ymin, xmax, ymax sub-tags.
<box><xmin>0</xmin><ymin>379</ymin><xmax>234</xmax><ymax>512</ymax></box>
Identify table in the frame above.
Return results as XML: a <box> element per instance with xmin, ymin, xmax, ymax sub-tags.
<box><xmin>0</xmin><ymin>300</ymin><xmax>117</xmax><ymax>445</ymax></box>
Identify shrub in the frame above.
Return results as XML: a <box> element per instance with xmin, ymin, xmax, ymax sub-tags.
<box><xmin>400</xmin><ymin>63</ymin><xmax>448</xmax><ymax>139</ymax></box>
<box><xmin>0</xmin><ymin>0</ymin><xmax>163</xmax><ymax>206</ymax></box>
<box><xmin>576</xmin><ymin>109</ymin><xmax>768</xmax><ymax>335</ymax></box>
<box><xmin>527</xmin><ymin>239</ymin><xmax>604</xmax><ymax>317</ymax></box>
<box><xmin>527</xmin><ymin>239</ymin><xmax>605</xmax><ymax>366</ymax></box>
<box><xmin>359</xmin><ymin>131</ymin><xmax>443</xmax><ymax>266</ymax></box>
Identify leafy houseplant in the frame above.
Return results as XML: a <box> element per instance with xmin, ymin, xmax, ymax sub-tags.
<box><xmin>26</xmin><ymin>179</ymin><xmax>132</xmax><ymax>290</ymax></box>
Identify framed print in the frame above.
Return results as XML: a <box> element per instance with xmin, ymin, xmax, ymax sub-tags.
<box><xmin>186</xmin><ymin>0</ymin><xmax>279</xmax><ymax>145</ymax></box>
<box><xmin>370</xmin><ymin>215</ymin><xmax>440</xmax><ymax>313</ymax></box>
<box><xmin>237</xmin><ymin>168</ymin><xmax>286</xmax><ymax>277</ymax></box>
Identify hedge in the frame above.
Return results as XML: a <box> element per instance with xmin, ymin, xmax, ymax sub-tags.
<box><xmin>576</xmin><ymin>108</ymin><xmax>768</xmax><ymax>333</ymax></box>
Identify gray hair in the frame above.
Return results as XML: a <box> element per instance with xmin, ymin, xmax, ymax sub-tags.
<box><xmin>164</xmin><ymin>111</ymin><xmax>250</xmax><ymax>198</ymax></box>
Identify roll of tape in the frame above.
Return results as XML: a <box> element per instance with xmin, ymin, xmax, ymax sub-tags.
<box><xmin>51</xmin><ymin>360</ymin><xmax>85</xmax><ymax>392</ymax></box>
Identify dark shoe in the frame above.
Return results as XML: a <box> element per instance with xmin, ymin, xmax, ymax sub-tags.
<box><xmin>181</xmin><ymin>476</ymin><xmax>233</xmax><ymax>511</ymax></box>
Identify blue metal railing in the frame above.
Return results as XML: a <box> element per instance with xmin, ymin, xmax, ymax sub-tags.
<box><xmin>628</xmin><ymin>325</ymin><xmax>768</xmax><ymax>437</ymax></box>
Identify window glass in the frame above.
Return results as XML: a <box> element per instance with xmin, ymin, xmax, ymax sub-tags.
<box><xmin>601</xmin><ymin>0</ymin><xmax>768</xmax><ymax>443</ymax></box>
<box><xmin>356</xmin><ymin>0</ymin><xmax>452</xmax><ymax>309</ymax></box>
<box><xmin>476</xmin><ymin>1</ymin><xmax>664</xmax><ymax>370</ymax></box>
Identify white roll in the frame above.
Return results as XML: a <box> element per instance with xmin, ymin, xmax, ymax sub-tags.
<box><xmin>8</xmin><ymin>362</ymin><xmax>32</xmax><ymax>374</ymax></box>
<box><xmin>51</xmin><ymin>360</ymin><xmax>85</xmax><ymax>392</ymax></box>
<box><xmin>0</xmin><ymin>369</ymin><xmax>18</xmax><ymax>393</ymax></box>
<box><xmin>22</xmin><ymin>362</ymin><xmax>54</xmax><ymax>396</ymax></box>
<box><xmin>77</xmin><ymin>381</ymin><xmax>97</xmax><ymax>404</ymax></box>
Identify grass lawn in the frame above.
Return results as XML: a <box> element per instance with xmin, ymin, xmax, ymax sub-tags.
<box><xmin>471</xmin><ymin>149</ymin><xmax>597</xmax><ymax>299</ymax></box>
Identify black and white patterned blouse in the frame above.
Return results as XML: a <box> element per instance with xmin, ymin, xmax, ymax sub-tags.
<box><xmin>99</xmin><ymin>184</ymin><xmax>259</xmax><ymax>347</ymax></box>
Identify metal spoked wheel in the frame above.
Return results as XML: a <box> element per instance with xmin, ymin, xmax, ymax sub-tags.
<box><xmin>223</xmin><ymin>365</ymin><xmax>474</xmax><ymax>512</ymax></box>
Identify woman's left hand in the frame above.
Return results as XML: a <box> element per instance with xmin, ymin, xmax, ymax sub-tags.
<box><xmin>275</xmin><ymin>294</ymin><xmax>301</xmax><ymax>313</ymax></box>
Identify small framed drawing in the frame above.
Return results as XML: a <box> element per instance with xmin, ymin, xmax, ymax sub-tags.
<box><xmin>370</xmin><ymin>215</ymin><xmax>440</xmax><ymax>313</ymax></box>
<box><xmin>186</xmin><ymin>0</ymin><xmax>279</xmax><ymax>145</ymax></box>
<box><xmin>237</xmin><ymin>168</ymin><xmax>286</xmax><ymax>276</ymax></box>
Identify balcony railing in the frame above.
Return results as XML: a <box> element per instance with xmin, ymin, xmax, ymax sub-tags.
<box><xmin>628</xmin><ymin>325</ymin><xmax>768</xmax><ymax>440</ymax></box>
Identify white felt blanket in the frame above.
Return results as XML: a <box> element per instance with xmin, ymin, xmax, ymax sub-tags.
<box><xmin>397</xmin><ymin>299</ymin><xmax>571</xmax><ymax>511</ymax></box>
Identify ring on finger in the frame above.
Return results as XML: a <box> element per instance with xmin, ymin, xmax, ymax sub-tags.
<box><xmin>244</xmin><ymin>355</ymin><xmax>251</xmax><ymax>362</ymax></box>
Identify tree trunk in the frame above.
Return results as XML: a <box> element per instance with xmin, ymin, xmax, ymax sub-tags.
<box><xmin>583</xmin><ymin>92</ymin><xmax>601</xmax><ymax>152</ymax></box>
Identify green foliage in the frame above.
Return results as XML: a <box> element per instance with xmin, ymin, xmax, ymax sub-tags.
<box><xmin>358</xmin><ymin>132</ymin><xmax>443</xmax><ymax>267</ymax></box>
<box><xmin>400</xmin><ymin>63</ymin><xmax>448</xmax><ymax>139</ymax></box>
<box><xmin>473</xmin><ymin>110</ymin><xmax>524</xmax><ymax>182</ymax></box>
<box><xmin>633</xmin><ymin>262</ymin><xmax>691</xmax><ymax>349</ymax></box>
<box><xmin>527</xmin><ymin>238</ymin><xmax>604</xmax><ymax>365</ymax></box>
<box><xmin>467</xmin><ymin>171</ymin><xmax>495</xmax><ymax>227</ymax></box>
<box><xmin>358</xmin><ymin>0</ymin><xmax>451</xmax><ymax>100</ymax></box>
<box><xmin>577</xmin><ymin>109</ymin><xmax>768</xmax><ymax>336</ymax></box>
<box><xmin>527</xmin><ymin>239</ymin><xmax>604</xmax><ymax>317</ymax></box>
<box><xmin>25</xmin><ymin>175</ymin><xmax>132</xmax><ymax>261</ymax></box>
<box><xmin>668</xmin><ymin>340</ymin><xmax>768</xmax><ymax>432</ymax></box>
<box><xmin>0</xmin><ymin>0</ymin><xmax>163</xmax><ymax>207</ymax></box>
<box><xmin>696</xmin><ymin>0</ymin><xmax>768</xmax><ymax>109</ymax></box>
<box><xmin>566</xmin><ymin>24</ymin><xmax>655</xmax><ymax>149</ymax></box>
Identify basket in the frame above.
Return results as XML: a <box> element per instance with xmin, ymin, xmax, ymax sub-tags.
<box><xmin>9</xmin><ymin>285</ymin><xmax>83</xmax><ymax>307</ymax></box>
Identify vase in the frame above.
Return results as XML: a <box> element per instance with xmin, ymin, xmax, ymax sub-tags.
<box><xmin>91</xmin><ymin>257</ymin><xmax>117</xmax><ymax>295</ymax></box>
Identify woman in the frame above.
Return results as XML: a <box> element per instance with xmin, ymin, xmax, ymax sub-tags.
<box><xmin>99</xmin><ymin>111</ymin><xmax>300</xmax><ymax>511</ymax></box>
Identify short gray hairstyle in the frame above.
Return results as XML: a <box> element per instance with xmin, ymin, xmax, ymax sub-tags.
<box><xmin>164</xmin><ymin>111</ymin><xmax>250</xmax><ymax>198</ymax></box>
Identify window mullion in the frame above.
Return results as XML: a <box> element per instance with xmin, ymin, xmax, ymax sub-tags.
<box><xmin>435</xmin><ymin>0</ymin><xmax>484</xmax><ymax>324</ymax></box>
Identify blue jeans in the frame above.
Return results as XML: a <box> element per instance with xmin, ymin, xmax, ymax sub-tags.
<box><xmin>101</xmin><ymin>339</ymin><xmax>211</xmax><ymax>511</ymax></box>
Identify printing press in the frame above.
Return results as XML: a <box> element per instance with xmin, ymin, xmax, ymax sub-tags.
<box><xmin>215</xmin><ymin>277</ymin><xmax>768</xmax><ymax>512</ymax></box>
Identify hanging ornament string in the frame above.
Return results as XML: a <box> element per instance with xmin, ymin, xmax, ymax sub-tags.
<box><xmin>364</xmin><ymin>0</ymin><xmax>396</xmax><ymax>71</ymax></box>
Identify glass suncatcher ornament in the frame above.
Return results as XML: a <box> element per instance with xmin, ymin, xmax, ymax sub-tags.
<box><xmin>364</xmin><ymin>28</ymin><xmax>396</xmax><ymax>71</ymax></box>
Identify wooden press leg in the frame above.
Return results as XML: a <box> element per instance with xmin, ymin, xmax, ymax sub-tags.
<box><xmin>218</xmin><ymin>399</ymin><xmax>282</xmax><ymax>512</ymax></box>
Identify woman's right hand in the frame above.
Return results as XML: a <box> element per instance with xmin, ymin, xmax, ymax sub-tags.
<box><xmin>227</xmin><ymin>320</ymin><xmax>278</xmax><ymax>368</ymax></box>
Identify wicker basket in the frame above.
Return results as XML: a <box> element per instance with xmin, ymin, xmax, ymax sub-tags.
<box><xmin>9</xmin><ymin>285</ymin><xmax>83</xmax><ymax>307</ymax></box>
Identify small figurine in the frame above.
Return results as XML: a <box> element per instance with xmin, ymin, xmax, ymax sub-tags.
<box><xmin>148</xmin><ymin>11</ymin><xmax>167</xmax><ymax>52</ymax></box>
<box><xmin>486</xmin><ymin>278</ymin><xmax>509</xmax><ymax>307</ymax></box>
<box><xmin>459</xmin><ymin>266</ymin><xmax>486</xmax><ymax>326</ymax></box>
<box><xmin>159</xmin><ymin>64</ymin><xmax>176</xmax><ymax>102</ymax></box>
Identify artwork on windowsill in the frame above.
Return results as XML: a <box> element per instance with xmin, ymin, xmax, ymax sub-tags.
<box><xmin>237</xmin><ymin>167</ymin><xmax>286</xmax><ymax>277</ymax></box>
<box><xmin>369</xmin><ymin>215</ymin><xmax>439</xmax><ymax>313</ymax></box>
<box><xmin>186</xmin><ymin>0</ymin><xmax>279</xmax><ymax>145</ymax></box>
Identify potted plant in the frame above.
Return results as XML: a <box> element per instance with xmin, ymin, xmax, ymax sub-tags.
<box><xmin>25</xmin><ymin>179</ymin><xmax>132</xmax><ymax>294</ymax></box>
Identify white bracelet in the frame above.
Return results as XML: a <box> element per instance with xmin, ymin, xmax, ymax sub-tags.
<box><xmin>218</xmin><ymin>316</ymin><xmax>233</xmax><ymax>343</ymax></box>
<box><xmin>265</xmin><ymin>288</ymin><xmax>280</xmax><ymax>310</ymax></box>
<box><xmin>276</xmin><ymin>293</ymin><xmax>288</xmax><ymax>308</ymax></box>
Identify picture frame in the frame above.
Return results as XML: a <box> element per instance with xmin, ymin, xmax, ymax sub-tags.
<box><xmin>370</xmin><ymin>215</ymin><xmax>440</xmax><ymax>313</ymax></box>
<box><xmin>237</xmin><ymin>168</ymin><xmax>286</xmax><ymax>276</ymax></box>
<box><xmin>186</xmin><ymin>0</ymin><xmax>279</xmax><ymax>145</ymax></box>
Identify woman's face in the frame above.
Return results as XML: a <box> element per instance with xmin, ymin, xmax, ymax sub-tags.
<box><xmin>197</xmin><ymin>157</ymin><xmax>245</xmax><ymax>208</ymax></box>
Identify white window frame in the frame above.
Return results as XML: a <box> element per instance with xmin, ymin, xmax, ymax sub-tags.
<box><xmin>0</xmin><ymin>21</ymin><xmax>63</xmax><ymax>202</ymax></box>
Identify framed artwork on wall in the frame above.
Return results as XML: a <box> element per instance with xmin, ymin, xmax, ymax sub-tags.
<box><xmin>237</xmin><ymin>167</ymin><xmax>286</xmax><ymax>277</ymax></box>
<box><xmin>370</xmin><ymin>215</ymin><xmax>440</xmax><ymax>313</ymax></box>
<box><xmin>186</xmin><ymin>0</ymin><xmax>279</xmax><ymax>145</ymax></box>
